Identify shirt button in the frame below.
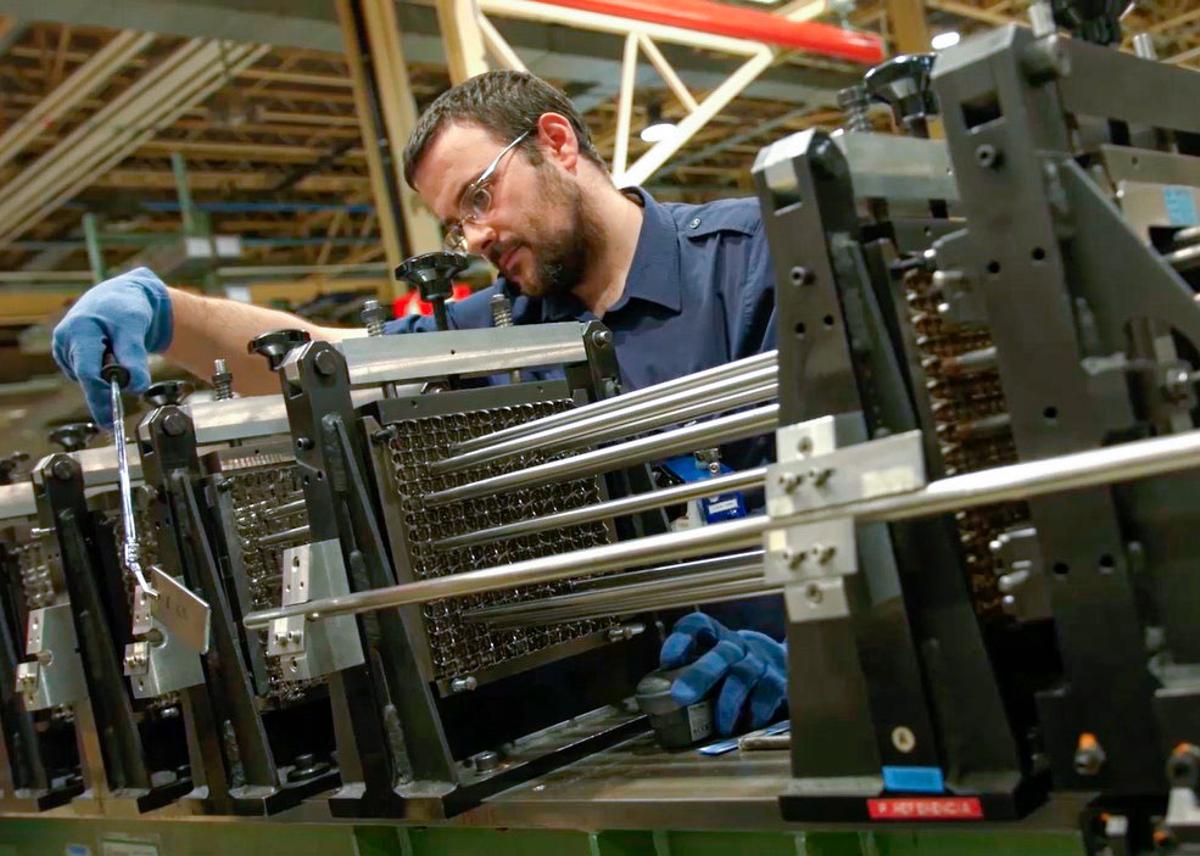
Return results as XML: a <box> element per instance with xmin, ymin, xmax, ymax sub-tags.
<box><xmin>688</xmin><ymin>217</ymin><xmax>701</xmax><ymax>229</ymax></box>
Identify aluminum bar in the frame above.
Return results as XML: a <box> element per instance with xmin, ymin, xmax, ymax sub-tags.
<box><xmin>433</xmin><ymin>467</ymin><xmax>766</xmax><ymax>550</ymax></box>
<box><xmin>450</xmin><ymin>350</ymin><xmax>778</xmax><ymax>455</ymax></box>
<box><xmin>568</xmin><ymin>549</ymin><xmax>764</xmax><ymax>591</ymax></box>
<box><xmin>461</xmin><ymin>558</ymin><xmax>763</xmax><ymax>624</ymax></box>
<box><xmin>482</xmin><ymin>579</ymin><xmax>781</xmax><ymax>629</ymax></box>
<box><xmin>243</xmin><ymin>428</ymin><xmax>1200</xmax><ymax>630</ymax></box>
<box><xmin>258</xmin><ymin>524</ymin><xmax>311</xmax><ymax>548</ymax></box>
<box><xmin>424</xmin><ymin>404</ymin><xmax>779</xmax><ymax>506</ymax></box>
<box><xmin>430</xmin><ymin>365</ymin><xmax>777</xmax><ymax>474</ymax></box>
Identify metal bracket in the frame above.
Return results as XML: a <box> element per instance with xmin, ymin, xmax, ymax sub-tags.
<box><xmin>763</xmin><ymin>418</ymin><xmax>925</xmax><ymax>621</ymax></box>
<box><xmin>266</xmin><ymin>539</ymin><xmax>364</xmax><ymax>681</ymax></box>
<box><xmin>17</xmin><ymin>604</ymin><xmax>86</xmax><ymax>710</ymax></box>
<box><xmin>122</xmin><ymin>614</ymin><xmax>205</xmax><ymax>700</ymax></box>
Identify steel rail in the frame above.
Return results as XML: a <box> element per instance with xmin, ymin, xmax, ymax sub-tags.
<box><xmin>243</xmin><ymin>428</ymin><xmax>1200</xmax><ymax>630</ymax></box>
<box><xmin>432</xmin><ymin>468</ymin><xmax>765</xmax><ymax>550</ymax></box>
<box><xmin>448</xmin><ymin>350</ymin><xmax>778</xmax><ymax>456</ymax></box>
<box><xmin>430</xmin><ymin>365</ymin><xmax>777</xmax><ymax>474</ymax></box>
<box><xmin>423</xmin><ymin>404</ymin><xmax>779</xmax><ymax>507</ymax></box>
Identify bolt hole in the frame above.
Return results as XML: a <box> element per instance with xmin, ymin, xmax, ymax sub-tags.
<box><xmin>987</xmin><ymin>260</ymin><xmax>1001</xmax><ymax>275</ymax></box>
<box><xmin>1053</xmin><ymin>561</ymin><xmax>1070</xmax><ymax>577</ymax></box>
<box><xmin>1099</xmin><ymin>554</ymin><xmax>1115</xmax><ymax>572</ymax></box>
<box><xmin>1043</xmin><ymin>405</ymin><xmax>1059</xmax><ymax>422</ymax></box>
<box><xmin>822</xmin><ymin>314</ymin><xmax>835</xmax><ymax>328</ymax></box>
<box><xmin>1131</xmin><ymin>155</ymin><xmax>1140</xmax><ymax>167</ymax></box>
<box><xmin>794</xmin><ymin>322</ymin><xmax>806</xmax><ymax>338</ymax></box>
<box><xmin>1031</xmin><ymin>246</ymin><xmax>1046</xmax><ymax>261</ymax></box>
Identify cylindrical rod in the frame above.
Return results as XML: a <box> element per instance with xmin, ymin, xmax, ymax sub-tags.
<box><xmin>432</xmin><ymin>469</ymin><xmax>766</xmax><ymax>550</ymax></box>
<box><xmin>261</xmin><ymin>497</ymin><xmax>307</xmax><ymax>521</ymax></box>
<box><xmin>462</xmin><ymin>557</ymin><xmax>764</xmax><ymax>624</ymax></box>
<box><xmin>257</xmin><ymin>523</ymin><xmax>310</xmax><ymax>547</ymax></box>
<box><xmin>242</xmin><ymin>428</ymin><xmax>1200</xmax><ymax>630</ymax></box>
<box><xmin>431</xmin><ymin>365</ymin><xmax>777</xmax><ymax>474</ymax></box>
<box><xmin>423</xmin><ymin>404</ymin><xmax>779</xmax><ymax>507</ymax></box>
<box><xmin>448</xmin><ymin>351</ymin><xmax>778</xmax><ymax>456</ymax></box>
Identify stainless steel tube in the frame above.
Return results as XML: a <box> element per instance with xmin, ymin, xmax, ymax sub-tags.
<box><xmin>423</xmin><ymin>404</ymin><xmax>779</xmax><ymax>507</ymax></box>
<box><xmin>461</xmin><ymin>559</ymin><xmax>764</xmax><ymax>624</ymax></box>
<box><xmin>449</xmin><ymin>350</ymin><xmax>779</xmax><ymax>456</ymax></box>
<box><xmin>433</xmin><ymin>468</ymin><xmax>767</xmax><ymax>550</ymax></box>
<box><xmin>482</xmin><ymin>579</ymin><xmax>781</xmax><ymax>629</ymax></box>
<box><xmin>262</xmin><ymin>497</ymin><xmax>307</xmax><ymax>520</ymax></box>
<box><xmin>431</xmin><ymin>365</ymin><xmax>778</xmax><ymax>475</ymax></box>
<box><xmin>568</xmin><ymin>549</ymin><xmax>765</xmax><ymax>591</ymax></box>
<box><xmin>257</xmin><ymin>524</ymin><xmax>311</xmax><ymax>547</ymax></box>
<box><xmin>242</xmin><ymin>428</ymin><xmax>1200</xmax><ymax>630</ymax></box>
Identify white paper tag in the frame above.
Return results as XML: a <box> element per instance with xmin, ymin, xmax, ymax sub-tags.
<box><xmin>686</xmin><ymin>701</ymin><xmax>714</xmax><ymax>742</ymax></box>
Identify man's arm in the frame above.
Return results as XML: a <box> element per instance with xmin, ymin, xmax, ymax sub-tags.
<box><xmin>163</xmin><ymin>287</ymin><xmax>346</xmax><ymax>396</ymax></box>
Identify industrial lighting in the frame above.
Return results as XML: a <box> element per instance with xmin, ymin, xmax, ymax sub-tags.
<box><xmin>640</xmin><ymin>103</ymin><xmax>678</xmax><ymax>144</ymax></box>
<box><xmin>931</xmin><ymin>31</ymin><xmax>961</xmax><ymax>50</ymax></box>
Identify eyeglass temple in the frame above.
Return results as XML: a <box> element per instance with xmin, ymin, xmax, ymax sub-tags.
<box><xmin>475</xmin><ymin>129</ymin><xmax>532</xmax><ymax>186</ymax></box>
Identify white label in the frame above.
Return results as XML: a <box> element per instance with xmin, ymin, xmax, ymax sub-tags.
<box><xmin>686</xmin><ymin>701</ymin><xmax>714</xmax><ymax>741</ymax></box>
<box><xmin>706</xmin><ymin>498</ymin><xmax>740</xmax><ymax>515</ymax></box>
<box><xmin>101</xmin><ymin>842</ymin><xmax>158</xmax><ymax>856</ymax></box>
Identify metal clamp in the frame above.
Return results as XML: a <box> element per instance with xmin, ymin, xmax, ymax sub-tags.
<box><xmin>17</xmin><ymin>604</ymin><xmax>86</xmax><ymax>710</ymax></box>
<box><xmin>763</xmin><ymin>417</ymin><xmax>925</xmax><ymax>620</ymax></box>
<box><xmin>265</xmin><ymin>540</ymin><xmax>364</xmax><ymax>681</ymax></box>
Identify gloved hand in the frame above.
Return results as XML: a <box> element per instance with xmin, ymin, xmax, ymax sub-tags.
<box><xmin>51</xmin><ymin>268</ymin><xmax>173</xmax><ymax>427</ymax></box>
<box><xmin>660</xmin><ymin>612</ymin><xmax>787</xmax><ymax>736</ymax></box>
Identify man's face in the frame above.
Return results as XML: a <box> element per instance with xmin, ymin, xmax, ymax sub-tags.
<box><xmin>413</xmin><ymin>121</ymin><xmax>597</xmax><ymax>299</ymax></box>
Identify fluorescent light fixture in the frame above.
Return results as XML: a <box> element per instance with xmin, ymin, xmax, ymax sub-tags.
<box><xmin>931</xmin><ymin>31</ymin><xmax>961</xmax><ymax>50</ymax></box>
<box><xmin>640</xmin><ymin>102</ymin><xmax>677</xmax><ymax>144</ymax></box>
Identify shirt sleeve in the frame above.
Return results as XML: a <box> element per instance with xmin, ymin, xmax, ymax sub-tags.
<box><xmin>382</xmin><ymin>283</ymin><xmax>503</xmax><ymax>334</ymax></box>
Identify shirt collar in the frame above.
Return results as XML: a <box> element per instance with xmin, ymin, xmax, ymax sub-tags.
<box><xmin>541</xmin><ymin>186</ymin><xmax>683</xmax><ymax>321</ymax></box>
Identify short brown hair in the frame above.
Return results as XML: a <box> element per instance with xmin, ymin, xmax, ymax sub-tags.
<box><xmin>403</xmin><ymin>70</ymin><xmax>605</xmax><ymax>189</ymax></box>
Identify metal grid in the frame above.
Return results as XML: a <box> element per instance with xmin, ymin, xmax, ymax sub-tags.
<box><xmin>224</xmin><ymin>461</ymin><xmax>322</xmax><ymax>704</ymax></box>
<box><xmin>386</xmin><ymin>399</ymin><xmax>617</xmax><ymax>682</ymax></box>
<box><xmin>903</xmin><ymin>267</ymin><xmax>1029</xmax><ymax>618</ymax></box>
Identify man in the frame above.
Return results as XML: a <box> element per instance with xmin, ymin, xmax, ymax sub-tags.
<box><xmin>51</xmin><ymin>71</ymin><xmax>786</xmax><ymax>736</ymax></box>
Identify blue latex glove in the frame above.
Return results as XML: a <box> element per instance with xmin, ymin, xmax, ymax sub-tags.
<box><xmin>660</xmin><ymin>612</ymin><xmax>787</xmax><ymax>736</ymax></box>
<box><xmin>51</xmin><ymin>268</ymin><xmax>173</xmax><ymax>427</ymax></box>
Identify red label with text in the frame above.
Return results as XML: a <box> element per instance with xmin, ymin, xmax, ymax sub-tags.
<box><xmin>867</xmin><ymin>797</ymin><xmax>984</xmax><ymax>821</ymax></box>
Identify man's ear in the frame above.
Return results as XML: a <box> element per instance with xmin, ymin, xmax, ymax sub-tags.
<box><xmin>535</xmin><ymin>112</ymin><xmax>579</xmax><ymax>172</ymax></box>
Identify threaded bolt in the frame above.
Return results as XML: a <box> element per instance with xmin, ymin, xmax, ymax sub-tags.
<box><xmin>490</xmin><ymin>293</ymin><xmax>514</xmax><ymax>328</ymax></box>
<box><xmin>361</xmin><ymin>298</ymin><xmax>387</xmax><ymax>337</ymax></box>
<box><xmin>211</xmin><ymin>358</ymin><xmax>234</xmax><ymax>401</ymax></box>
<box><xmin>837</xmin><ymin>84</ymin><xmax>871</xmax><ymax>133</ymax></box>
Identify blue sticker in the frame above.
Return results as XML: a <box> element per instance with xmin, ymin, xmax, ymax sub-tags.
<box><xmin>882</xmin><ymin>765</ymin><xmax>945</xmax><ymax>794</ymax></box>
<box><xmin>1163</xmin><ymin>186</ymin><xmax>1199</xmax><ymax>226</ymax></box>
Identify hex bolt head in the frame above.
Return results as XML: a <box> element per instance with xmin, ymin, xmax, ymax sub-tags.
<box><xmin>891</xmin><ymin>726</ymin><xmax>916</xmax><ymax>753</ymax></box>
<box><xmin>804</xmin><ymin>582</ymin><xmax>823</xmax><ymax>604</ymax></box>
<box><xmin>591</xmin><ymin>328</ymin><xmax>613</xmax><ymax>347</ymax></box>
<box><xmin>161</xmin><ymin>411</ymin><xmax>188</xmax><ymax>437</ymax></box>
<box><xmin>51</xmin><ymin>459</ymin><xmax>75</xmax><ymax>481</ymax></box>
<box><xmin>313</xmin><ymin>350</ymin><xmax>338</xmax><ymax>377</ymax></box>
<box><xmin>777</xmin><ymin>471</ymin><xmax>803</xmax><ymax>493</ymax></box>
<box><xmin>295</xmin><ymin>437</ymin><xmax>314</xmax><ymax>451</ymax></box>
<box><xmin>782</xmin><ymin>548</ymin><xmax>806</xmax><ymax>569</ymax></box>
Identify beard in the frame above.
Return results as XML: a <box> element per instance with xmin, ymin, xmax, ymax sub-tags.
<box><xmin>492</xmin><ymin>166</ymin><xmax>602</xmax><ymax>300</ymax></box>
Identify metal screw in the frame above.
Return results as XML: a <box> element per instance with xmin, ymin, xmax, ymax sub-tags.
<box><xmin>591</xmin><ymin>328</ymin><xmax>613</xmax><ymax>347</ymax></box>
<box><xmin>975</xmin><ymin>144</ymin><xmax>1002</xmax><ymax>169</ymax></box>
<box><xmin>796</xmin><ymin>436</ymin><xmax>813</xmax><ymax>455</ymax></box>
<box><xmin>450</xmin><ymin>675</ymin><xmax>477</xmax><ymax>693</ymax></box>
<box><xmin>211</xmin><ymin>358</ymin><xmax>234</xmax><ymax>401</ymax></box>
<box><xmin>782</xmin><ymin>548</ymin><xmax>806</xmax><ymax>569</ymax></box>
<box><xmin>50</xmin><ymin>459</ymin><xmax>74</xmax><ymax>481</ymax></box>
<box><xmin>804</xmin><ymin>582</ymin><xmax>823</xmax><ymax>604</ymax></box>
<box><xmin>295</xmin><ymin>437</ymin><xmax>313</xmax><ymax>451</ymax></box>
<box><xmin>789</xmin><ymin>266</ymin><xmax>814</xmax><ymax>286</ymax></box>
<box><xmin>891</xmin><ymin>726</ymin><xmax>916</xmax><ymax>753</ymax></box>
<box><xmin>777</xmin><ymin>471</ymin><xmax>803</xmax><ymax>493</ymax></box>
<box><xmin>808</xmin><ymin>466</ymin><xmax>833</xmax><ymax>486</ymax></box>
<box><xmin>813</xmin><ymin>544</ymin><xmax>837</xmax><ymax>564</ymax></box>
<box><xmin>471</xmin><ymin>749</ymin><xmax>501</xmax><ymax>772</ymax></box>
<box><xmin>162</xmin><ymin>410</ymin><xmax>187</xmax><ymax>437</ymax></box>
<box><xmin>313</xmin><ymin>350</ymin><xmax>338</xmax><ymax>377</ymax></box>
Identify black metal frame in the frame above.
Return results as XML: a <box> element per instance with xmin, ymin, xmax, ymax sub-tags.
<box><xmin>32</xmin><ymin>455</ymin><xmax>193</xmax><ymax>813</ymax></box>
<box><xmin>136</xmin><ymin>408</ymin><xmax>340</xmax><ymax>814</ymax></box>
<box><xmin>271</xmin><ymin>323</ymin><xmax>660</xmax><ymax>818</ymax></box>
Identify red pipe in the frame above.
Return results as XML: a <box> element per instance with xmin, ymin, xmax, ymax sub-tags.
<box><xmin>536</xmin><ymin>0</ymin><xmax>885</xmax><ymax>64</ymax></box>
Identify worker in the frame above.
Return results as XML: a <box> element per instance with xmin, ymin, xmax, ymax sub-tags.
<box><xmin>51</xmin><ymin>70</ymin><xmax>785</xmax><ymax>736</ymax></box>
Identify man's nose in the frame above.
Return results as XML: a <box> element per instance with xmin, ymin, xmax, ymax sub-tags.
<box><xmin>463</xmin><ymin>221</ymin><xmax>495</xmax><ymax>256</ymax></box>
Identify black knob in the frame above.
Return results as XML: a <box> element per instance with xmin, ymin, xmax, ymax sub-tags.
<box><xmin>864</xmin><ymin>53</ymin><xmax>938</xmax><ymax>138</ymax></box>
<box><xmin>48</xmin><ymin>423</ymin><xmax>99</xmax><ymax>453</ymax></box>
<box><xmin>0</xmin><ymin>451</ymin><xmax>29</xmax><ymax>485</ymax></box>
<box><xmin>395</xmin><ymin>252</ymin><xmax>469</xmax><ymax>332</ymax></box>
<box><xmin>143</xmin><ymin>380</ymin><xmax>193</xmax><ymax>408</ymax></box>
<box><xmin>248</xmin><ymin>329</ymin><xmax>312</xmax><ymax>371</ymax></box>
<box><xmin>100</xmin><ymin>349</ymin><xmax>131</xmax><ymax>389</ymax></box>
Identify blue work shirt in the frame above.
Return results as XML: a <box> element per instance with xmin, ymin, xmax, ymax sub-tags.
<box><xmin>383</xmin><ymin>187</ymin><xmax>777</xmax><ymax>396</ymax></box>
<box><xmin>384</xmin><ymin>186</ymin><xmax>783</xmax><ymax>637</ymax></box>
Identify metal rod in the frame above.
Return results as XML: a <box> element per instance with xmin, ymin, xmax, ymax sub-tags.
<box><xmin>261</xmin><ymin>497</ymin><xmax>307</xmax><ymax>521</ymax></box>
<box><xmin>448</xmin><ymin>350</ymin><xmax>778</xmax><ymax>456</ymax></box>
<box><xmin>257</xmin><ymin>524</ymin><xmax>311</xmax><ymax>547</ymax></box>
<box><xmin>1167</xmin><ymin>242</ymin><xmax>1200</xmax><ymax>271</ymax></box>
<box><xmin>462</xmin><ymin>558</ymin><xmax>764</xmax><ymax>624</ymax></box>
<box><xmin>111</xmin><ymin>378</ymin><xmax>156</xmax><ymax>596</ymax></box>
<box><xmin>482</xmin><ymin>579</ymin><xmax>781</xmax><ymax>629</ymax></box>
<box><xmin>431</xmin><ymin>365</ymin><xmax>778</xmax><ymax>475</ymax></box>
<box><xmin>423</xmin><ymin>404</ymin><xmax>779</xmax><ymax>507</ymax></box>
<box><xmin>433</xmin><ymin>468</ymin><xmax>766</xmax><ymax>550</ymax></box>
<box><xmin>243</xmin><ymin>428</ymin><xmax>1200</xmax><ymax>630</ymax></box>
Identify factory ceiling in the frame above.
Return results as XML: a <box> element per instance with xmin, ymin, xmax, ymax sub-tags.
<box><xmin>0</xmin><ymin>0</ymin><xmax>1198</xmax><ymax>287</ymax></box>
